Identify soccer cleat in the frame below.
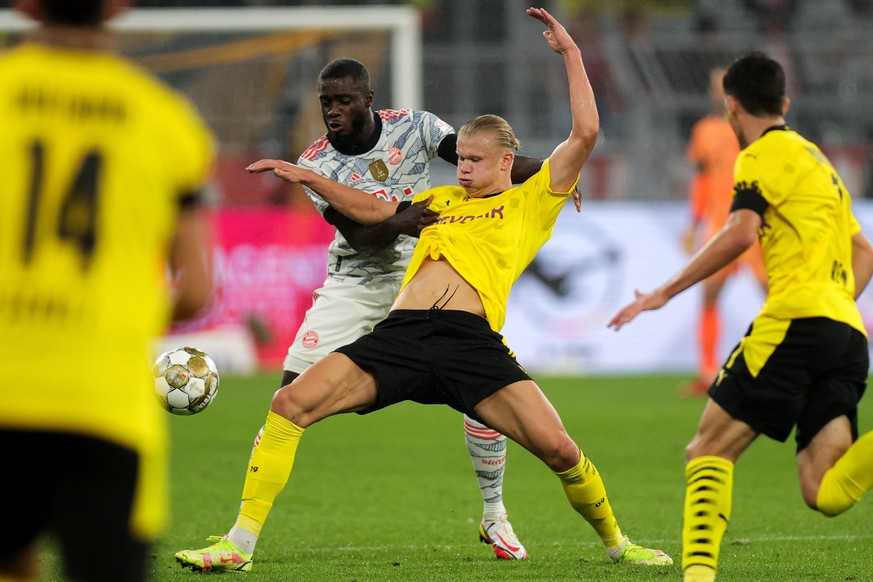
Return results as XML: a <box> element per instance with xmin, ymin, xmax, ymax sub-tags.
<box><xmin>608</xmin><ymin>535</ymin><xmax>673</xmax><ymax>566</ymax></box>
<box><xmin>479</xmin><ymin>514</ymin><xmax>529</xmax><ymax>560</ymax></box>
<box><xmin>174</xmin><ymin>536</ymin><xmax>253</xmax><ymax>573</ymax></box>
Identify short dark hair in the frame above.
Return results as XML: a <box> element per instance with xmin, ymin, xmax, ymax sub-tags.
<box><xmin>317</xmin><ymin>58</ymin><xmax>371</xmax><ymax>92</ymax></box>
<box><xmin>723</xmin><ymin>52</ymin><xmax>786</xmax><ymax>117</ymax></box>
<box><xmin>41</xmin><ymin>0</ymin><xmax>106</xmax><ymax>26</ymax></box>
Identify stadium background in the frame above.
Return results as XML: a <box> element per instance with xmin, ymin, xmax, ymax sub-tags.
<box><xmin>2</xmin><ymin>0</ymin><xmax>871</xmax><ymax>374</ymax></box>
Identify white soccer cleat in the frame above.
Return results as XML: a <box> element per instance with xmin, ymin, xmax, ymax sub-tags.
<box><xmin>479</xmin><ymin>514</ymin><xmax>529</xmax><ymax>560</ymax></box>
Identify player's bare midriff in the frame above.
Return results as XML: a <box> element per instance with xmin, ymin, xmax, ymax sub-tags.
<box><xmin>391</xmin><ymin>257</ymin><xmax>486</xmax><ymax>318</ymax></box>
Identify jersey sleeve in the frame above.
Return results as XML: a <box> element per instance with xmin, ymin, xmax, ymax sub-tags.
<box><xmin>415</xmin><ymin>110</ymin><xmax>455</xmax><ymax>160</ymax></box>
<box><xmin>301</xmin><ymin>184</ymin><xmax>330</xmax><ymax>216</ymax></box>
<box><xmin>733</xmin><ymin>148</ymin><xmax>781</xmax><ymax>207</ymax></box>
<box><xmin>524</xmin><ymin>159</ymin><xmax>575</xmax><ymax>229</ymax></box>
<box><xmin>295</xmin><ymin>154</ymin><xmax>331</xmax><ymax>216</ymax></box>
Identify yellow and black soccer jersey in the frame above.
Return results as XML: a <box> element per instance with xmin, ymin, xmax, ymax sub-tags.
<box><xmin>400</xmin><ymin>159</ymin><xmax>575</xmax><ymax>331</ymax></box>
<box><xmin>732</xmin><ymin>126</ymin><xmax>864</xmax><ymax>334</ymax></box>
<box><xmin>0</xmin><ymin>45</ymin><xmax>214</xmax><ymax>450</ymax></box>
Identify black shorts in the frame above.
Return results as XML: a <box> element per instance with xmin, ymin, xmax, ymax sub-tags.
<box><xmin>335</xmin><ymin>309</ymin><xmax>532</xmax><ymax>421</ymax></box>
<box><xmin>709</xmin><ymin>316</ymin><xmax>868</xmax><ymax>451</ymax></box>
<box><xmin>0</xmin><ymin>430</ymin><xmax>148</xmax><ymax>582</ymax></box>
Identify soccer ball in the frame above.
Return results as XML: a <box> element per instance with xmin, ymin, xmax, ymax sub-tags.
<box><xmin>152</xmin><ymin>346</ymin><xmax>219</xmax><ymax>415</ymax></box>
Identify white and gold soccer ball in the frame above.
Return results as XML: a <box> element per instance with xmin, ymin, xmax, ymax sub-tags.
<box><xmin>152</xmin><ymin>346</ymin><xmax>220</xmax><ymax>415</ymax></box>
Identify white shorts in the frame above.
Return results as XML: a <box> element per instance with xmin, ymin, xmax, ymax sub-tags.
<box><xmin>282</xmin><ymin>276</ymin><xmax>401</xmax><ymax>374</ymax></box>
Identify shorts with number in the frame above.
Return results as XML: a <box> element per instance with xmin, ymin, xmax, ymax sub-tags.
<box><xmin>709</xmin><ymin>316</ymin><xmax>868</xmax><ymax>451</ymax></box>
<box><xmin>284</xmin><ymin>275</ymin><xmax>401</xmax><ymax>373</ymax></box>
<box><xmin>334</xmin><ymin>309</ymin><xmax>532</xmax><ymax>421</ymax></box>
<box><xmin>0</xmin><ymin>430</ymin><xmax>150</xmax><ymax>582</ymax></box>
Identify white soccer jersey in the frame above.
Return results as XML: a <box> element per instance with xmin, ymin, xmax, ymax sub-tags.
<box><xmin>297</xmin><ymin>108</ymin><xmax>455</xmax><ymax>282</ymax></box>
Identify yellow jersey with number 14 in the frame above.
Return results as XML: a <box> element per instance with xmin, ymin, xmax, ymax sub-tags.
<box><xmin>400</xmin><ymin>159</ymin><xmax>576</xmax><ymax>332</ymax></box>
<box><xmin>0</xmin><ymin>44</ymin><xmax>214</xmax><ymax>449</ymax></box>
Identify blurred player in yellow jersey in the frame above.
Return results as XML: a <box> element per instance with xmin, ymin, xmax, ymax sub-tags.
<box><xmin>0</xmin><ymin>1</ymin><xmax>214</xmax><ymax>580</ymax></box>
<box><xmin>681</xmin><ymin>66</ymin><xmax>767</xmax><ymax>397</ymax></box>
<box><xmin>610</xmin><ymin>53</ymin><xmax>873</xmax><ymax>582</ymax></box>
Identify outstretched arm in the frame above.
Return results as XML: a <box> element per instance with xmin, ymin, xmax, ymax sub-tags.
<box><xmin>246</xmin><ymin>159</ymin><xmax>400</xmax><ymax>226</ymax></box>
<box><xmin>327</xmin><ymin>200</ymin><xmax>440</xmax><ymax>256</ymax></box>
<box><xmin>527</xmin><ymin>7</ymin><xmax>599</xmax><ymax>193</ymax></box>
<box><xmin>608</xmin><ymin>209</ymin><xmax>760</xmax><ymax>330</ymax></box>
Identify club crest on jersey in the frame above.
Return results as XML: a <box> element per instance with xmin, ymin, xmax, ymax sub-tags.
<box><xmin>387</xmin><ymin>147</ymin><xmax>403</xmax><ymax>165</ymax></box>
<box><xmin>302</xmin><ymin>330</ymin><xmax>319</xmax><ymax>349</ymax></box>
<box><xmin>368</xmin><ymin>159</ymin><xmax>390</xmax><ymax>182</ymax></box>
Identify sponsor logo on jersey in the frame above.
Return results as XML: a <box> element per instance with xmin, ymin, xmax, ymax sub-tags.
<box><xmin>302</xmin><ymin>330</ymin><xmax>319</xmax><ymax>349</ymax></box>
<box><xmin>369</xmin><ymin>159</ymin><xmax>389</xmax><ymax>182</ymax></box>
<box><xmin>437</xmin><ymin>205</ymin><xmax>505</xmax><ymax>224</ymax></box>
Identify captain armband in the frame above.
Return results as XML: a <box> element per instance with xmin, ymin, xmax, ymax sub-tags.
<box><xmin>730</xmin><ymin>183</ymin><xmax>769</xmax><ymax>219</ymax></box>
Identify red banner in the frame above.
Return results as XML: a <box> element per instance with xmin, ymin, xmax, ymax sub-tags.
<box><xmin>172</xmin><ymin>207</ymin><xmax>334</xmax><ymax>367</ymax></box>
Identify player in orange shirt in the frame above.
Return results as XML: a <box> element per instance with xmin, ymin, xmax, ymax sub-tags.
<box><xmin>681</xmin><ymin>67</ymin><xmax>768</xmax><ymax>396</ymax></box>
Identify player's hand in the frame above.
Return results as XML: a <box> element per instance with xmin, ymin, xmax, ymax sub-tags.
<box><xmin>607</xmin><ymin>288</ymin><xmax>669</xmax><ymax>331</ymax></box>
<box><xmin>388</xmin><ymin>195</ymin><xmax>439</xmax><ymax>237</ymax></box>
<box><xmin>572</xmin><ymin>184</ymin><xmax>582</xmax><ymax>212</ymax></box>
<box><xmin>526</xmin><ymin>7</ymin><xmax>576</xmax><ymax>55</ymax></box>
<box><xmin>245</xmin><ymin>159</ymin><xmax>310</xmax><ymax>184</ymax></box>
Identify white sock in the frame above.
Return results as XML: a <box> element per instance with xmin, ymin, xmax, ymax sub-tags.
<box><xmin>227</xmin><ymin>525</ymin><xmax>258</xmax><ymax>555</ymax></box>
<box><xmin>463</xmin><ymin>415</ymin><xmax>508</xmax><ymax>521</ymax></box>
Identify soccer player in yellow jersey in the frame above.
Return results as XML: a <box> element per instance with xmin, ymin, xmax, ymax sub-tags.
<box><xmin>609</xmin><ymin>52</ymin><xmax>873</xmax><ymax>582</ymax></box>
<box><xmin>175</xmin><ymin>7</ymin><xmax>672</xmax><ymax>574</ymax></box>
<box><xmin>0</xmin><ymin>1</ymin><xmax>214</xmax><ymax>581</ymax></box>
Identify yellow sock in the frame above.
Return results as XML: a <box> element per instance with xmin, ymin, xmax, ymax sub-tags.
<box><xmin>236</xmin><ymin>411</ymin><xmax>304</xmax><ymax>535</ymax></box>
<box><xmin>684</xmin><ymin>563</ymin><xmax>717</xmax><ymax>582</ymax></box>
<box><xmin>817</xmin><ymin>430</ymin><xmax>873</xmax><ymax>517</ymax></box>
<box><xmin>682</xmin><ymin>456</ymin><xmax>733</xmax><ymax>577</ymax></box>
<box><xmin>554</xmin><ymin>454</ymin><xmax>624</xmax><ymax>550</ymax></box>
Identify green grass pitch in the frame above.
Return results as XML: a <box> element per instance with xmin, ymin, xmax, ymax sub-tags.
<box><xmin>44</xmin><ymin>372</ymin><xmax>873</xmax><ymax>581</ymax></box>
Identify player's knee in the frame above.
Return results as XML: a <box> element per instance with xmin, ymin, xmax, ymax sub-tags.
<box><xmin>541</xmin><ymin>436</ymin><xmax>581</xmax><ymax>472</ymax></box>
<box><xmin>802</xmin><ymin>492</ymin><xmax>821</xmax><ymax>512</ymax></box>
<box><xmin>270</xmin><ymin>385</ymin><xmax>311</xmax><ymax>427</ymax></box>
<box><xmin>804</xmin><ymin>474</ymin><xmax>847</xmax><ymax>517</ymax></box>
<box><xmin>684</xmin><ymin>439</ymin><xmax>702</xmax><ymax>462</ymax></box>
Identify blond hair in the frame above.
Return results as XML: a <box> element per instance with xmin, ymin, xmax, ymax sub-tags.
<box><xmin>458</xmin><ymin>114</ymin><xmax>520</xmax><ymax>151</ymax></box>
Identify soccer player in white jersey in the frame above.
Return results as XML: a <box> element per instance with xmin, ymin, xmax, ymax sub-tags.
<box><xmin>255</xmin><ymin>58</ymin><xmax>555</xmax><ymax>560</ymax></box>
<box><xmin>176</xmin><ymin>8</ymin><xmax>672</xmax><ymax>574</ymax></box>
